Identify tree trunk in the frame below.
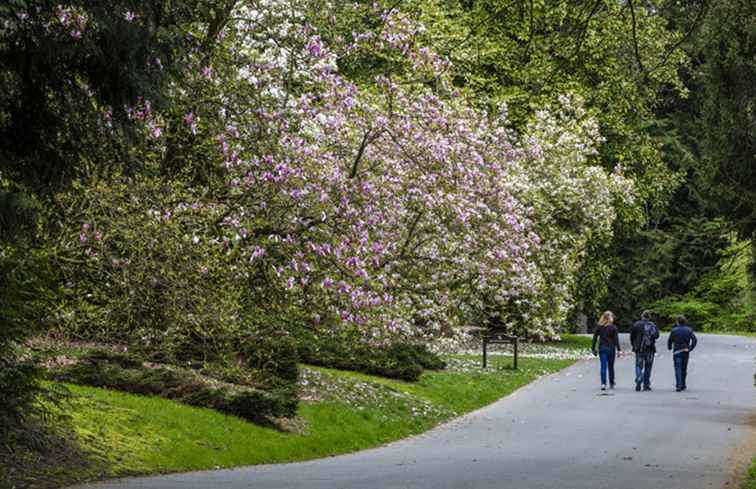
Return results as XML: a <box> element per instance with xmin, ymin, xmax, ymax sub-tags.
<box><xmin>575</xmin><ymin>312</ymin><xmax>588</xmax><ymax>334</ymax></box>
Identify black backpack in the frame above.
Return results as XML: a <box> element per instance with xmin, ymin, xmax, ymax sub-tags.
<box><xmin>637</xmin><ymin>322</ymin><xmax>656</xmax><ymax>352</ymax></box>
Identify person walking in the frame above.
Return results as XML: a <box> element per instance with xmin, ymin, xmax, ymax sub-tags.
<box><xmin>667</xmin><ymin>315</ymin><xmax>698</xmax><ymax>392</ymax></box>
<box><xmin>591</xmin><ymin>310</ymin><xmax>623</xmax><ymax>391</ymax></box>
<box><xmin>630</xmin><ymin>310</ymin><xmax>659</xmax><ymax>391</ymax></box>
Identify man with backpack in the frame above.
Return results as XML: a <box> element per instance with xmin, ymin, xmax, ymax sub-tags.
<box><xmin>631</xmin><ymin>310</ymin><xmax>660</xmax><ymax>391</ymax></box>
<box><xmin>667</xmin><ymin>315</ymin><xmax>698</xmax><ymax>392</ymax></box>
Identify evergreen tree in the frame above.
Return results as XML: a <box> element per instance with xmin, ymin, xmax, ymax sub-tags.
<box><xmin>693</xmin><ymin>0</ymin><xmax>756</xmax><ymax>319</ymax></box>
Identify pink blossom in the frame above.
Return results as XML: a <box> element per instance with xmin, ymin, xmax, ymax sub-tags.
<box><xmin>306</xmin><ymin>36</ymin><xmax>324</xmax><ymax>57</ymax></box>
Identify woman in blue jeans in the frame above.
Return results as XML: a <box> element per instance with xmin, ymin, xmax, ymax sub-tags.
<box><xmin>592</xmin><ymin>311</ymin><xmax>623</xmax><ymax>390</ymax></box>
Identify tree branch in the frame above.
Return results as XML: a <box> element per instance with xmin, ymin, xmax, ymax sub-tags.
<box><xmin>570</xmin><ymin>0</ymin><xmax>604</xmax><ymax>61</ymax></box>
<box><xmin>627</xmin><ymin>0</ymin><xmax>646</xmax><ymax>75</ymax></box>
<box><xmin>647</xmin><ymin>0</ymin><xmax>709</xmax><ymax>74</ymax></box>
<box><xmin>349</xmin><ymin>129</ymin><xmax>383</xmax><ymax>179</ymax></box>
<box><xmin>350</xmin><ymin>130</ymin><xmax>372</xmax><ymax>179</ymax></box>
<box><xmin>399</xmin><ymin>210</ymin><xmax>424</xmax><ymax>260</ymax></box>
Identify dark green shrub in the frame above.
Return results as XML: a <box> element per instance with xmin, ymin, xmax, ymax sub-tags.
<box><xmin>238</xmin><ymin>326</ymin><xmax>300</xmax><ymax>387</ymax></box>
<box><xmin>387</xmin><ymin>343</ymin><xmax>446</xmax><ymax>371</ymax></box>
<box><xmin>48</xmin><ymin>351</ymin><xmax>297</xmax><ymax>420</ymax></box>
<box><xmin>297</xmin><ymin>332</ymin><xmax>445</xmax><ymax>381</ymax></box>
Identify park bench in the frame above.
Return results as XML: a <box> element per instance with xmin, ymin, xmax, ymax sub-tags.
<box><xmin>461</xmin><ymin>326</ymin><xmax>520</xmax><ymax>369</ymax></box>
<box><xmin>482</xmin><ymin>330</ymin><xmax>519</xmax><ymax>370</ymax></box>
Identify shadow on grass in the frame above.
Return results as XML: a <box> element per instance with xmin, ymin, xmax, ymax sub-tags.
<box><xmin>1</xmin><ymin>419</ymin><xmax>106</xmax><ymax>489</ymax></box>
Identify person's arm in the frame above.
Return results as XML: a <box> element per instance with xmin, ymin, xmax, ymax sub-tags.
<box><xmin>690</xmin><ymin>329</ymin><xmax>698</xmax><ymax>351</ymax></box>
<box><xmin>653</xmin><ymin>323</ymin><xmax>660</xmax><ymax>340</ymax></box>
<box><xmin>591</xmin><ymin>326</ymin><xmax>599</xmax><ymax>354</ymax></box>
<box><xmin>614</xmin><ymin>327</ymin><xmax>621</xmax><ymax>352</ymax></box>
<box><xmin>630</xmin><ymin>324</ymin><xmax>637</xmax><ymax>350</ymax></box>
<box><xmin>668</xmin><ymin>329</ymin><xmax>673</xmax><ymax>350</ymax></box>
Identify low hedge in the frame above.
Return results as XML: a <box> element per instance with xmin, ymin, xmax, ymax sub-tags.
<box><xmin>46</xmin><ymin>349</ymin><xmax>297</xmax><ymax>420</ymax></box>
<box><xmin>299</xmin><ymin>339</ymin><xmax>446</xmax><ymax>381</ymax></box>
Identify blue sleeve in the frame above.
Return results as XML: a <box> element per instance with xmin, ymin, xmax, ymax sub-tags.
<box><xmin>667</xmin><ymin>329</ymin><xmax>674</xmax><ymax>350</ymax></box>
<box><xmin>690</xmin><ymin>329</ymin><xmax>698</xmax><ymax>351</ymax></box>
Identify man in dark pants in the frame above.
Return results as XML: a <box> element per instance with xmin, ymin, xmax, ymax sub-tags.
<box><xmin>631</xmin><ymin>310</ymin><xmax>660</xmax><ymax>391</ymax></box>
<box><xmin>668</xmin><ymin>315</ymin><xmax>698</xmax><ymax>392</ymax></box>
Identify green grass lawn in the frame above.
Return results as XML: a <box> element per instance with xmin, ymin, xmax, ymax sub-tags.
<box><xmin>743</xmin><ymin>458</ymin><xmax>756</xmax><ymax>489</ymax></box>
<box><xmin>25</xmin><ymin>356</ymin><xmax>572</xmax><ymax>487</ymax></box>
<box><xmin>545</xmin><ymin>334</ymin><xmax>593</xmax><ymax>350</ymax></box>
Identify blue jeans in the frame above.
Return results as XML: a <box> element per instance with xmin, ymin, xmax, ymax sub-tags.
<box><xmin>599</xmin><ymin>347</ymin><xmax>616</xmax><ymax>386</ymax></box>
<box><xmin>635</xmin><ymin>351</ymin><xmax>654</xmax><ymax>388</ymax></box>
<box><xmin>673</xmin><ymin>351</ymin><xmax>689</xmax><ymax>389</ymax></box>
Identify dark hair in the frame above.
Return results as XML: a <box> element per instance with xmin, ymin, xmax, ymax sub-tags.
<box><xmin>641</xmin><ymin>310</ymin><xmax>652</xmax><ymax>320</ymax></box>
<box><xmin>676</xmin><ymin>315</ymin><xmax>687</xmax><ymax>325</ymax></box>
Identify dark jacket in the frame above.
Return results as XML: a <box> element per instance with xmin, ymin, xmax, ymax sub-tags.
<box><xmin>668</xmin><ymin>325</ymin><xmax>697</xmax><ymax>353</ymax></box>
<box><xmin>630</xmin><ymin>320</ymin><xmax>659</xmax><ymax>353</ymax></box>
<box><xmin>592</xmin><ymin>324</ymin><xmax>622</xmax><ymax>353</ymax></box>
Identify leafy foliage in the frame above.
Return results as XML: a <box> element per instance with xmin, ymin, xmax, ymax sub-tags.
<box><xmin>48</xmin><ymin>176</ymin><xmax>247</xmax><ymax>361</ymax></box>
<box><xmin>651</xmin><ymin>239</ymin><xmax>754</xmax><ymax>332</ymax></box>
<box><xmin>0</xmin><ymin>0</ymin><xmax>210</xmax><ymax>194</ymax></box>
<box><xmin>605</xmin><ymin>217</ymin><xmax>729</xmax><ymax>325</ymax></box>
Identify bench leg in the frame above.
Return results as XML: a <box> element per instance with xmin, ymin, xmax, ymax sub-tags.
<box><xmin>513</xmin><ymin>338</ymin><xmax>518</xmax><ymax>370</ymax></box>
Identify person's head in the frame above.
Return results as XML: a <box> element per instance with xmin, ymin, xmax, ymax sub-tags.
<box><xmin>598</xmin><ymin>310</ymin><xmax>614</xmax><ymax>326</ymax></box>
<box><xmin>641</xmin><ymin>310</ymin><xmax>652</xmax><ymax>321</ymax></box>
<box><xmin>676</xmin><ymin>315</ymin><xmax>687</xmax><ymax>325</ymax></box>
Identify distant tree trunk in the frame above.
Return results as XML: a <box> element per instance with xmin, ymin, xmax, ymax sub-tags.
<box><xmin>575</xmin><ymin>312</ymin><xmax>588</xmax><ymax>334</ymax></box>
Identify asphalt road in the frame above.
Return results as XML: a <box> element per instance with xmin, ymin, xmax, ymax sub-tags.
<box><xmin>73</xmin><ymin>334</ymin><xmax>756</xmax><ymax>489</ymax></box>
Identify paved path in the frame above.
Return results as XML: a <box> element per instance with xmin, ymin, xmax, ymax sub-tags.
<box><xmin>75</xmin><ymin>334</ymin><xmax>756</xmax><ymax>489</ymax></box>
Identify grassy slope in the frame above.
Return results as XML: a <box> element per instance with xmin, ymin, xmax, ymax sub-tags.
<box><xmin>44</xmin><ymin>356</ymin><xmax>571</xmax><ymax>485</ymax></box>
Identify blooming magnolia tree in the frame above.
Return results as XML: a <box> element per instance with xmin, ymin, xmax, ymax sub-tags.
<box><xmin>51</xmin><ymin>0</ymin><xmax>633</xmax><ymax>352</ymax></box>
